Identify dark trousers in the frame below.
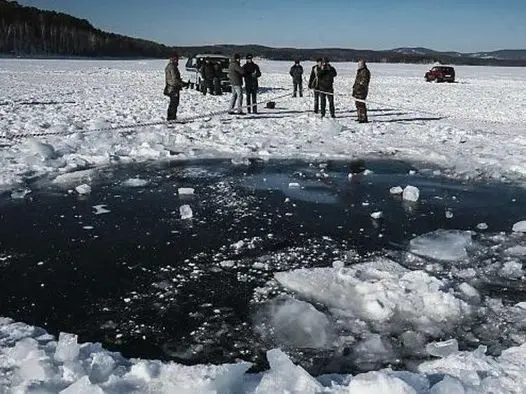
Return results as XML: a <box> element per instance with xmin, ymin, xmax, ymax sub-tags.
<box><xmin>355</xmin><ymin>100</ymin><xmax>368</xmax><ymax>122</ymax></box>
<box><xmin>293</xmin><ymin>81</ymin><xmax>303</xmax><ymax>97</ymax></box>
<box><xmin>167</xmin><ymin>93</ymin><xmax>179</xmax><ymax>121</ymax></box>
<box><xmin>313</xmin><ymin>91</ymin><xmax>320</xmax><ymax>113</ymax></box>
<box><xmin>246</xmin><ymin>88</ymin><xmax>258</xmax><ymax>113</ymax></box>
<box><xmin>202</xmin><ymin>79</ymin><xmax>214</xmax><ymax>95</ymax></box>
<box><xmin>320</xmin><ymin>93</ymin><xmax>335</xmax><ymax>117</ymax></box>
<box><xmin>213</xmin><ymin>78</ymin><xmax>222</xmax><ymax>95</ymax></box>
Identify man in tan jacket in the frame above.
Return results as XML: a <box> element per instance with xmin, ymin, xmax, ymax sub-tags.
<box><xmin>164</xmin><ymin>54</ymin><xmax>184</xmax><ymax>121</ymax></box>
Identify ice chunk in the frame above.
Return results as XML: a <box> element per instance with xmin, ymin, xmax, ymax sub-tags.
<box><xmin>122</xmin><ymin>178</ymin><xmax>149</xmax><ymax>187</ymax></box>
<box><xmin>89</xmin><ymin>352</ymin><xmax>116</xmax><ymax>384</ymax></box>
<box><xmin>476</xmin><ymin>223</ymin><xmax>488</xmax><ymax>230</ymax></box>
<box><xmin>512</xmin><ymin>221</ymin><xmax>526</xmax><ymax>232</ymax></box>
<box><xmin>499</xmin><ymin>261</ymin><xmax>524</xmax><ymax>279</ymax></box>
<box><xmin>11</xmin><ymin>188</ymin><xmax>31</xmax><ymax>199</ymax></box>
<box><xmin>54</xmin><ymin>332</ymin><xmax>80</xmax><ymax>363</ymax></box>
<box><xmin>220</xmin><ymin>260</ymin><xmax>235</xmax><ymax>268</ymax></box>
<box><xmin>261</xmin><ymin>298</ymin><xmax>333</xmax><ymax>349</ymax></box>
<box><xmin>445</xmin><ymin>210</ymin><xmax>454</xmax><ymax>219</ymax></box>
<box><xmin>60</xmin><ymin>376</ymin><xmax>104</xmax><ymax>394</ymax></box>
<box><xmin>352</xmin><ymin>334</ymin><xmax>396</xmax><ymax>367</ymax></box>
<box><xmin>430</xmin><ymin>376</ymin><xmax>466</xmax><ymax>394</ymax></box>
<box><xmin>459</xmin><ymin>283</ymin><xmax>480</xmax><ymax>302</ymax></box>
<box><xmin>275</xmin><ymin>260</ymin><xmax>471</xmax><ymax>338</ymax></box>
<box><xmin>179</xmin><ymin>205</ymin><xmax>193</xmax><ymax>220</ymax></box>
<box><xmin>371</xmin><ymin>211</ymin><xmax>383</xmax><ymax>220</ymax></box>
<box><xmin>401</xmin><ymin>331</ymin><xmax>427</xmax><ymax>356</ymax></box>
<box><xmin>75</xmin><ymin>184</ymin><xmax>92</xmax><ymax>195</ymax></box>
<box><xmin>505</xmin><ymin>246</ymin><xmax>526</xmax><ymax>256</ymax></box>
<box><xmin>426</xmin><ymin>339</ymin><xmax>459</xmax><ymax>358</ymax></box>
<box><xmin>348</xmin><ymin>371</ymin><xmax>417</xmax><ymax>394</ymax></box>
<box><xmin>26</xmin><ymin>138</ymin><xmax>58</xmax><ymax>160</ymax></box>
<box><xmin>92</xmin><ymin>205</ymin><xmax>110</xmax><ymax>215</ymax></box>
<box><xmin>332</xmin><ymin>260</ymin><xmax>345</xmax><ymax>269</ymax></box>
<box><xmin>410</xmin><ymin>230</ymin><xmax>472</xmax><ymax>261</ymax></box>
<box><xmin>403</xmin><ymin>186</ymin><xmax>420</xmax><ymax>202</ymax></box>
<box><xmin>18</xmin><ymin>356</ymin><xmax>50</xmax><ymax>382</ymax></box>
<box><xmin>255</xmin><ymin>349</ymin><xmax>322</xmax><ymax>393</ymax></box>
<box><xmin>390</xmin><ymin>186</ymin><xmax>403</xmax><ymax>194</ymax></box>
<box><xmin>288</xmin><ymin>182</ymin><xmax>301</xmax><ymax>188</ymax></box>
<box><xmin>8</xmin><ymin>337</ymin><xmax>40</xmax><ymax>361</ymax></box>
<box><xmin>178</xmin><ymin>187</ymin><xmax>195</xmax><ymax>196</ymax></box>
<box><xmin>231</xmin><ymin>157</ymin><xmax>251</xmax><ymax>166</ymax></box>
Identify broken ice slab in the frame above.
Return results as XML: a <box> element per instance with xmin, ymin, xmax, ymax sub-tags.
<box><xmin>178</xmin><ymin>187</ymin><xmax>195</xmax><ymax>196</ymax></box>
<box><xmin>426</xmin><ymin>339</ymin><xmax>459</xmax><ymax>358</ymax></box>
<box><xmin>179</xmin><ymin>205</ymin><xmax>193</xmax><ymax>220</ymax></box>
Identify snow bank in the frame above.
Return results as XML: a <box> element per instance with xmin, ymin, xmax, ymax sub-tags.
<box><xmin>2</xmin><ymin>317</ymin><xmax>526</xmax><ymax>393</ymax></box>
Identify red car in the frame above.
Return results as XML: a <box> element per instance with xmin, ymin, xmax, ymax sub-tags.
<box><xmin>425</xmin><ymin>66</ymin><xmax>456</xmax><ymax>83</ymax></box>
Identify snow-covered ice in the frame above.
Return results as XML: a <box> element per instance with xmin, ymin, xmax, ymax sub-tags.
<box><xmin>1</xmin><ymin>60</ymin><xmax>526</xmax><ymax>193</ymax></box>
<box><xmin>3</xmin><ymin>318</ymin><xmax>526</xmax><ymax>393</ymax></box>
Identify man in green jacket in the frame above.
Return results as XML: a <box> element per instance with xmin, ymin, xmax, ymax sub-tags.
<box><xmin>352</xmin><ymin>59</ymin><xmax>371</xmax><ymax>123</ymax></box>
<box><xmin>164</xmin><ymin>54</ymin><xmax>184</xmax><ymax>121</ymax></box>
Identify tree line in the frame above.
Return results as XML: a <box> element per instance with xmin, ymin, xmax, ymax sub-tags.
<box><xmin>0</xmin><ymin>0</ymin><xmax>173</xmax><ymax>57</ymax></box>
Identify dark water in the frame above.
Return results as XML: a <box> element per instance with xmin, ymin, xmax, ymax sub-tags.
<box><xmin>0</xmin><ymin>158</ymin><xmax>525</xmax><ymax>373</ymax></box>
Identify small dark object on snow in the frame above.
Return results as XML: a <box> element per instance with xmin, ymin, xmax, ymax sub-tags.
<box><xmin>266</xmin><ymin>101</ymin><xmax>276</xmax><ymax>109</ymax></box>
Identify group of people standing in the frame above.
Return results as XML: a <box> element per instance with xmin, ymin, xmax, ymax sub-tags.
<box><xmin>198</xmin><ymin>58</ymin><xmax>224</xmax><ymax>96</ymax></box>
<box><xmin>290</xmin><ymin>57</ymin><xmax>371</xmax><ymax>122</ymax></box>
<box><xmin>164</xmin><ymin>54</ymin><xmax>370</xmax><ymax>123</ymax></box>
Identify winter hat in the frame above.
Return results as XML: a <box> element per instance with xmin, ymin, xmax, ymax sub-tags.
<box><xmin>234</xmin><ymin>53</ymin><xmax>241</xmax><ymax>60</ymax></box>
<box><xmin>246</xmin><ymin>54</ymin><xmax>253</xmax><ymax>60</ymax></box>
<box><xmin>322</xmin><ymin>57</ymin><xmax>329</xmax><ymax>63</ymax></box>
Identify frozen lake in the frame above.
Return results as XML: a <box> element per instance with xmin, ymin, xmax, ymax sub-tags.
<box><xmin>1</xmin><ymin>59</ymin><xmax>526</xmax><ymax>392</ymax></box>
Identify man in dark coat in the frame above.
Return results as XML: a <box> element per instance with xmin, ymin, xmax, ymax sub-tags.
<box><xmin>352</xmin><ymin>59</ymin><xmax>371</xmax><ymax>123</ymax></box>
<box><xmin>289</xmin><ymin>60</ymin><xmax>304</xmax><ymax>97</ymax></box>
<box><xmin>317</xmin><ymin>57</ymin><xmax>337</xmax><ymax>118</ymax></box>
<box><xmin>199</xmin><ymin>57</ymin><xmax>216</xmax><ymax>95</ymax></box>
<box><xmin>213</xmin><ymin>62</ymin><xmax>223</xmax><ymax>95</ymax></box>
<box><xmin>228</xmin><ymin>53</ymin><xmax>245</xmax><ymax>114</ymax></box>
<box><xmin>164</xmin><ymin>54</ymin><xmax>184</xmax><ymax>121</ymax></box>
<box><xmin>242</xmin><ymin>54</ymin><xmax>262</xmax><ymax>114</ymax></box>
<box><xmin>308</xmin><ymin>58</ymin><xmax>323</xmax><ymax>114</ymax></box>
